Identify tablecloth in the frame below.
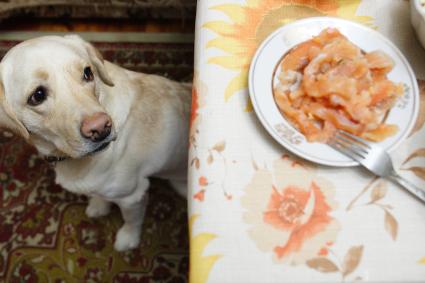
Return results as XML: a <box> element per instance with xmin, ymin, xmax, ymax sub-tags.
<box><xmin>189</xmin><ymin>1</ymin><xmax>425</xmax><ymax>282</ymax></box>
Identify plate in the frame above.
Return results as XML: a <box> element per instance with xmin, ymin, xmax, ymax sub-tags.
<box><xmin>249</xmin><ymin>17</ymin><xmax>419</xmax><ymax>167</ymax></box>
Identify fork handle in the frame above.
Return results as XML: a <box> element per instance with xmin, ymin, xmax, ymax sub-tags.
<box><xmin>389</xmin><ymin>171</ymin><xmax>425</xmax><ymax>204</ymax></box>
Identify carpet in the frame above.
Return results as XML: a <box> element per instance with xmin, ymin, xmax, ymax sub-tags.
<box><xmin>0</xmin><ymin>32</ymin><xmax>192</xmax><ymax>283</ymax></box>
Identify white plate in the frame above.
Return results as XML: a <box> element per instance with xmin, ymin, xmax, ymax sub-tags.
<box><xmin>249</xmin><ymin>17</ymin><xmax>419</xmax><ymax>167</ymax></box>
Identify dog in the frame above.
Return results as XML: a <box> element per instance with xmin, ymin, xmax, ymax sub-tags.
<box><xmin>0</xmin><ymin>35</ymin><xmax>191</xmax><ymax>251</ymax></box>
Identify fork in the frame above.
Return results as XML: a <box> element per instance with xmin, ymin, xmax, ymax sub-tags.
<box><xmin>328</xmin><ymin>130</ymin><xmax>425</xmax><ymax>204</ymax></box>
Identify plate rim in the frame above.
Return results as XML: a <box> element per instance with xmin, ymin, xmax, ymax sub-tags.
<box><xmin>248</xmin><ymin>16</ymin><xmax>420</xmax><ymax>167</ymax></box>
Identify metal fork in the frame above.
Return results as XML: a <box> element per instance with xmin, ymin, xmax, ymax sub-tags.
<box><xmin>328</xmin><ymin>130</ymin><xmax>425</xmax><ymax>204</ymax></box>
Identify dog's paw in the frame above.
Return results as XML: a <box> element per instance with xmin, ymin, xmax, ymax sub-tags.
<box><xmin>85</xmin><ymin>197</ymin><xmax>111</xmax><ymax>218</ymax></box>
<box><xmin>114</xmin><ymin>224</ymin><xmax>141</xmax><ymax>252</ymax></box>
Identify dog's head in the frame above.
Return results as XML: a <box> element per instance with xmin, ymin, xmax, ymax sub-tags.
<box><xmin>0</xmin><ymin>35</ymin><xmax>117</xmax><ymax>159</ymax></box>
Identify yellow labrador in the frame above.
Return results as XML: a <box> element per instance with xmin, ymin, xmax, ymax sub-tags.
<box><xmin>0</xmin><ymin>35</ymin><xmax>190</xmax><ymax>251</ymax></box>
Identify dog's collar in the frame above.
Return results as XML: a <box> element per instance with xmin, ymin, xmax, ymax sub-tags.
<box><xmin>45</xmin><ymin>155</ymin><xmax>68</xmax><ymax>164</ymax></box>
<box><xmin>43</xmin><ymin>140</ymin><xmax>113</xmax><ymax>165</ymax></box>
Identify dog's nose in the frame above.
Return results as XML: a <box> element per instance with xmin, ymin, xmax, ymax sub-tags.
<box><xmin>80</xmin><ymin>112</ymin><xmax>112</xmax><ymax>142</ymax></box>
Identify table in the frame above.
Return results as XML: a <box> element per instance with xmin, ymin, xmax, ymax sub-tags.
<box><xmin>189</xmin><ymin>1</ymin><xmax>425</xmax><ymax>282</ymax></box>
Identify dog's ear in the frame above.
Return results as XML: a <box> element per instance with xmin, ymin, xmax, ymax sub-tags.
<box><xmin>0</xmin><ymin>67</ymin><xmax>29</xmax><ymax>139</ymax></box>
<box><xmin>65</xmin><ymin>35</ymin><xmax>114</xmax><ymax>87</ymax></box>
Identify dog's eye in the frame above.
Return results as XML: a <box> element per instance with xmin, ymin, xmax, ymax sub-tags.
<box><xmin>28</xmin><ymin>86</ymin><xmax>47</xmax><ymax>106</ymax></box>
<box><xmin>83</xmin><ymin>66</ymin><xmax>94</xmax><ymax>82</ymax></box>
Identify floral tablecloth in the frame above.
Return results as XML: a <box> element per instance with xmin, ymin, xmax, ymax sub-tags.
<box><xmin>189</xmin><ymin>0</ymin><xmax>425</xmax><ymax>282</ymax></box>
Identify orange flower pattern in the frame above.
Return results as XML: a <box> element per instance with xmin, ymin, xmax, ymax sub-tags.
<box><xmin>199</xmin><ymin>176</ymin><xmax>209</xmax><ymax>186</ymax></box>
<box><xmin>194</xmin><ymin>190</ymin><xmax>206</xmax><ymax>202</ymax></box>
<box><xmin>242</xmin><ymin>157</ymin><xmax>340</xmax><ymax>264</ymax></box>
<box><xmin>264</xmin><ymin>182</ymin><xmax>333</xmax><ymax>259</ymax></box>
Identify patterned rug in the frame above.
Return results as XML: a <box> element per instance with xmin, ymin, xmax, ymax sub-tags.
<box><xmin>0</xmin><ymin>35</ymin><xmax>192</xmax><ymax>283</ymax></box>
<box><xmin>0</xmin><ymin>38</ymin><xmax>194</xmax><ymax>82</ymax></box>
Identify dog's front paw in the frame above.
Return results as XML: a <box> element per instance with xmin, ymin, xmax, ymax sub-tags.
<box><xmin>85</xmin><ymin>197</ymin><xmax>111</xmax><ymax>218</ymax></box>
<box><xmin>114</xmin><ymin>224</ymin><xmax>141</xmax><ymax>252</ymax></box>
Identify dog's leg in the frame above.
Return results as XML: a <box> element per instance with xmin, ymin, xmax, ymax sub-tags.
<box><xmin>113</xmin><ymin>178</ymin><xmax>149</xmax><ymax>251</ymax></box>
<box><xmin>85</xmin><ymin>195</ymin><xmax>111</xmax><ymax>218</ymax></box>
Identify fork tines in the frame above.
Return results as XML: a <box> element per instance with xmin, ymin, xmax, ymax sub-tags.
<box><xmin>328</xmin><ymin>130</ymin><xmax>370</xmax><ymax>161</ymax></box>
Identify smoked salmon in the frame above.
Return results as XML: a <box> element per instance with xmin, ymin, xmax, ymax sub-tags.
<box><xmin>274</xmin><ymin>28</ymin><xmax>403</xmax><ymax>143</ymax></box>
